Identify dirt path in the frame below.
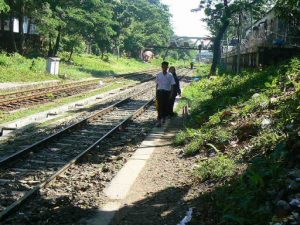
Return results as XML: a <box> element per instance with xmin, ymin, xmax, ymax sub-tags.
<box><xmin>109</xmin><ymin>117</ymin><xmax>197</xmax><ymax>225</ymax></box>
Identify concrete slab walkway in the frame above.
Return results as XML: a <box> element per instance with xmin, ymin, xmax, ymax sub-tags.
<box><xmin>86</xmin><ymin>123</ymin><xmax>170</xmax><ymax>225</ymax></box>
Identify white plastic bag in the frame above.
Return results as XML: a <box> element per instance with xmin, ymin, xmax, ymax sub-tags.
<box><xmin>177</xmin><ymin>208</ymin><xmax>193</xmax><ymax>225</ymax></box>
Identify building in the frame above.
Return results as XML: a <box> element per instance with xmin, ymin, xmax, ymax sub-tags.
<box><xmin>222</xmin><ymin>9</ymin><xmax>300</xmax><ymax>72</ymax></box>
<box><xmin>0</xmin><ymin>17</ymin><xmax>39</xmax><ymax>51</ymax></box>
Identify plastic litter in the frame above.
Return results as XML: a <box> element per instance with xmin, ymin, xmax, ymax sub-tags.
<box><xmin>261</xmin><ymin>118</ymin><xmax>272</xmax><ymax>128</ymax></box>
<box><xmin>177</xmin><ymin>208</ymin><xmax>193</xmax><ymax>225</ymax></box>
<box><xmin>252</xmin><ymin>93</ymin><xmax>260</xmax><ymax>98</ymax></box>
<box><xmin>289</xmin><ymin>199</ymin><xmax>300</xmax><ymax>207</ymax></box>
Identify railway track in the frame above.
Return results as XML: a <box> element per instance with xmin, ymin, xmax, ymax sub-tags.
<box><xmin>0</xmin><ymin>79</ymin><xmax>157</xmax><ymax>156</ymax></box>
<box><xmin>0</xmin><ymin>69</ymin><xmax>157</xmax><ymax>111</ymax></box>
<box><xmin>0</xmin><ymin>84</ymin><xmax>156</xmax><ymax>221</ymax></box>
<box><xmin>0</xmin><ymin>68</ymin><xmax>192</xmax><ymax>222</ymax></box>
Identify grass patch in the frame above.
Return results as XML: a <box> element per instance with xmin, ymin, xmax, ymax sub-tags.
<box><xmin>195</xmin><ymin>154</ymin><xmax>236</xmax><ymax>181</ymax></box>
<box><xmin>0</xmin><ymin>52</ymin><xmax>158</xmax><ymax>83</ymax></box>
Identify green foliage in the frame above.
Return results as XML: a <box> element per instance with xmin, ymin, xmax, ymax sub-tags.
<box><xmin>210</xmin><ymin>145</ymin><xmax>287</xmax><ymax>225</ymax></box>
<box><xmin>0</xmin><ymin>53</ymin><xmax>54</xmax><ymax>82</ymax></box>
<box><xmin>0</xmin><ymin>52</ymin><xmax>154</xmax><ymax>82</ymax></box>
<box><xmin>2</xmin><ymin>0</ymin><xmax>173</xmax><ymax>58</ymax></box>
<box><xmin>195</xmin><ymin>63</ymin><xmax>211</xmax><ymax>77</ymax></box>
<box><xmin>275</xmin><ymin>0</ymin><xmax>300</xmax><ymax>22</ymax></box>
<box><xmin>195</xmin><ymin>154</ymin><xmax>236</xmax><ymax>181</ymax></box>
<box><xmin>185</xmin><ymin>138</ymin><xmax>205</xmax><ymax>156</ymax></box>
<box><xmin>0</xmin><ymin>0</ymin><xmax>8</xmax><ymax>12</ymax></box>
<box><xmin>183</xmin><ymin>126</ymin><xmax>232</xmax><ymax>155</ymax></box>
<box><xmin>173</xmin><ymin>130</ymin><xmax>192</xmax><ymax>146</ymax></box>
<box><xmin>176</xmin><ymin>57</ymin><xmax>300</xmax><ymax>224</ymax></box>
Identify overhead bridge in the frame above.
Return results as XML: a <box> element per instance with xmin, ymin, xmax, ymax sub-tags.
<box><xmin>147</xmin><ymin>46</ymin><xmax>201</xmax><ymax>50</ymax></box>
<box><xmin>146</xmin><ymin>36</ymin><xmax>213</xmax><ymax>51</ymax></box>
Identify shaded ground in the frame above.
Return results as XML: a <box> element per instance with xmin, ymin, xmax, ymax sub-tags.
<box><xmin>110</xmin><ymin>116</ymin><xmax>197</xmax><ymax>225</ymax></box>
<box><xmin>108</xmin><ymin>60</ymin><xmax>300</xmax><ymax>225</ymax></box>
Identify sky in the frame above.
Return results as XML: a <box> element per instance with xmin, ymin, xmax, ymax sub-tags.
<box><xmin>161</xmin><ymin>0</ymin><xmax>211</xmax><ymax>37</ymax></box>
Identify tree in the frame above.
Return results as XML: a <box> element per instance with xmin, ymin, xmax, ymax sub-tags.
<box><xmin>1</xmin><ymin>0</ymin><xmax>173</xmax><ymax>59</ymax></box>
<box><xmin>275</xmin><ymin>0</ymin><xmax>299</xmax><ymax>20</ymax></box>
<box><xmin>0</xmin><ymin>0</ymin><xmax>9</xmax><ymax>12</ymax></box>
<box><xmin>117</xmin><ymin>0</ymin><xmax>173</xmax><ymax>57</ymax></box>
<box><xmin>195</xmin><ymin>0</ymin><xmax>271</xmax><ymax>75</ymax></box>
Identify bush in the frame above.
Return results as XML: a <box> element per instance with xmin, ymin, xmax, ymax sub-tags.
<box><xmin>195</xmin><ymin>154</ymin><xmax>236</xmax><ymax>181</ymax></box>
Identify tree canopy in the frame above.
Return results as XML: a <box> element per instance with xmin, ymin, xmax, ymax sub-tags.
<box><xmin>0</xmin><ymin>0</ymin><xmax>8</xmax><ymax>12</ymax></box>
<box><xmin>196</xmin><ymin>0</ymin><xmax>279</xmax><ymax>75</ymax></box>
<box><xmin>1</xmin><ymin>0</ymin><xmax>173</xmax><ymax>59</ymax></box>
<box><xmin>275</xmin><ymin>0</ymin><xmax>300</xmax><ymax>20</ymax></box>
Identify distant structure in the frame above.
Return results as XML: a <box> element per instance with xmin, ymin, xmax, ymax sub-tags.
<box><xmin>196</xmin><ymin>50</ymin><xmax>213</xmax><ymax>63</ymax></box>
<box><xmin>142</xmin><ymin>50</ymin><xmax>155</xmax><ymax>62</ymax></box>
<box><xmin>0</xmin><ymin>17</ymin><xmax>38</xmax><ymax>34</ymax></box>
<box><xmin>148</xmin><ymin>36</ymin><xmax>213</xmax><ymax>51</ymax></box>
<box><xmin>0</xmin><ymin>17</ymin><xmax>39</xmax><ymax>51</ymax></box>
<box><xmin>222</xmin><ymin>9</ymin><xmax>300</xmax><ymax>72</ymax></box>
<box><xmin>146</xmin><ymin>36</ymin><xmax>213</xmax><ymax>60</ymax></box>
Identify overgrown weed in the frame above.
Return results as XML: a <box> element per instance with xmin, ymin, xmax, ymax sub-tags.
<box><xmin>176</xmin><ymin>58</ymin><xmax>300</xmax><ymax>225</ymax></box>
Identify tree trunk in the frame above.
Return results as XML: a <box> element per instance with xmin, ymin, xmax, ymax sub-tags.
<box><xmin>18</xmin><ymin>1</ymin><xmax>25</xmax><ymax>54</ymax></box>
<box><xmin>25</xmin><ymin>17</ymin><xmax>31</xmax><ymax>45</ymax></box>
<box><xmin>236</xmin><ymin>13</ymin><xmax>242</xmax><ymax>74</ymax></box>
<box><xmin>0</xmin><ymin>13</ymin><xmax>5</xmax><ymax>33</ymax></box>
<box><xmin>210</xmin><ymin>0</ymin><xmax>229</xmax><ymax>76</ymax></box>
<box><xmin>9</xmin><ymin>11</ymin><xmax>17</xmax><ymax>52</ymax></box>
<box><xmin>101</xmin><ymin>49</ymin><xmax>104</xmax><ymax>59</ymax></box>
<box><xmin>68</xmin><ymin>46</ymin><xmax>74</xmax><ymax>62</ymax></box>
<box><xmin>210</xmin><ymin>20</ymin><xmax>229</xmax><ymax>76</ymax></box>
<box><xmin>53</xmin><ymin>27</ymin><xmax>61</xmax><ymax>57</ymax></box>
<box><xmin>48</xmin><ymin>39</ymin><xmax>53</xmax><ymax>57</ymax></box>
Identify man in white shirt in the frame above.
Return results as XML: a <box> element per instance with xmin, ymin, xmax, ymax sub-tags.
<box><xmin>155</xmin><ymin>61</ymin><xmax>176</xmax><ymax>126</ymax></box>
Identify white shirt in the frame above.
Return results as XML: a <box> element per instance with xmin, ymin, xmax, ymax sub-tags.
<box><xmin>156</xmin><ymin>72</ymin><xmax>176</xmax><ymax>91</ymax></box>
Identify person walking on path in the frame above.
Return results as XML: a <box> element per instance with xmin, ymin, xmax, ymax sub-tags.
<box><xmin>168</xmin><ymin>66</ymin><xmax>181</xmax><ymax>117</ymax></box>
<box><xmin>156</xmin><ymin>61</ymin><xmax>175</xmax><ymax>127</ymax></box>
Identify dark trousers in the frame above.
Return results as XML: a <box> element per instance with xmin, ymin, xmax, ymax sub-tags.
<box><xmin>156</xmin><ymin>90</ymin><xmax>170</xmax><ymax>120</ymax></box>
<box><xmin>168</xmin><ymin>93</ymin><xmax>176</xmax><ymax>116</ymax></box>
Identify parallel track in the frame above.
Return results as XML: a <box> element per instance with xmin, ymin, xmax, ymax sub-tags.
<box><xmin>0</xmin><ymin>69</ymin><xmax>157</xmax><ymax>111</ymax></box>
<box><xmin>0</xmin><ymin>85</ymin><xmax>156</xmax><ymax>220</ymax></box>
<box><xmin>0</xmin><ymin>68</ymin><xmax>191</xmax><ymax>222</ymax></box>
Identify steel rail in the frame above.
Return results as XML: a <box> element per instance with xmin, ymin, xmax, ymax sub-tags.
<box><xmin>0</xmin><ymin>85</ymin><xmax>155</xmax><ymax>168</ymax></box>
<box><xmin>0</xmin><ymin>70</ymin><xmax>158</xmax><ymax>111</ymax></box>
<box><xmin>0</xmin><ymin>95</ymin><xmax>154</xmax><ymax>221</ymax></box>
<box><xmin>0</xmin><ymin>81</ymin><xmax>101</xmax><ymax>105</ymax></box>
<box><xmin>0</xmin><ymin>69</ymin><xmax>158</xmax><ymax>100</ymax></box>
<box><xmin>0</xmin><ymin>79</ymin><xmax>101</xmax><ymax>100</ymax></box>
<box><xmin>0</xmin><ymin>68</ymin><xmax>191</xmax><ymax>222</ymax></box>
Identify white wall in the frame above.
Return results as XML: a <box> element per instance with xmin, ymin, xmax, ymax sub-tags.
<box><xmin>0</xmin><ymin>17</ymin><xmax>38</xmax><ymax>34</ymax></box>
